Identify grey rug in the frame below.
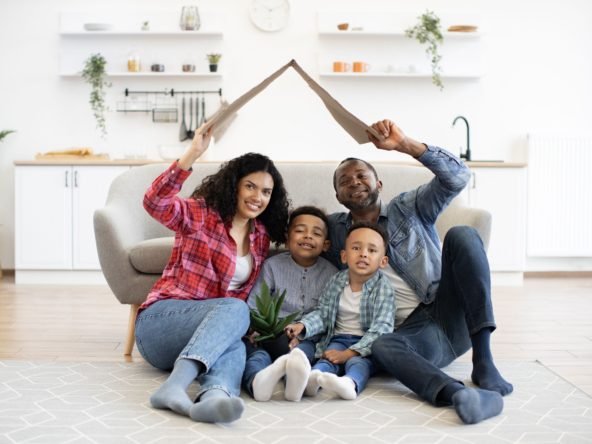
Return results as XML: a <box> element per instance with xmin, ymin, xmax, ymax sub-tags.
<box><xmin>0</xmin><ymin>360</ymin><xmax>590</xmax><ymax>444</ymax></box>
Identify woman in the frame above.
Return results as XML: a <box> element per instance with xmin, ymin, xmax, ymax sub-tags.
<box><xmin>135</xmin><ymin>126</ymin><xmax>289</xmax><ymax>423</ymax></box>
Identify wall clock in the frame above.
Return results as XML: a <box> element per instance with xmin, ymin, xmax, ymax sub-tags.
<box><xmin>249</xmin><ymin>0</ymin><xmax>290</xmax><ymax>32</ymax></box>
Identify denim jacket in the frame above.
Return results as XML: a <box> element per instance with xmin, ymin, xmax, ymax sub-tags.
<box><xmin>326</xmin><ymin>145</ymin><xmax>470</xmax><ymax>304</ymax></box>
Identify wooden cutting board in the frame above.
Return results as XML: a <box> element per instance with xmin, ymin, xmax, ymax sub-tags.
<box><xmin>447</xmin><ymin>25</ymin><xmax>478</xmax><ymax>32</ymax></box>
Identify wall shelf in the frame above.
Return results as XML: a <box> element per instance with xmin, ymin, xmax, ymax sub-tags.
<box><xmin>60</xmin><ymin>30</ymin><xmax>223</xmax><ymax>37</ymax></box>
<box><xmin>60</xmin><ymin>71</ymin><xmax>223</xmax><ymax>78</ymax></box>
<box><xmin>318</xmin><ymin>30</ymin><xmax>481</xmax><ymax>38</ymax></box>
<box><xmin>319</xmin><ymin>72</ymin><xmax>481</xmax><ymax>79</ymax></box>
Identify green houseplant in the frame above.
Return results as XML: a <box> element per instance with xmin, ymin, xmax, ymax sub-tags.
<box><xmin>405</xmin><ymin>10</ymin><xmax>444</xmax><ymax>90</ymax></box>
<box><xmin>81</xmin><ymin>53</ymin><xmax>111</xmax><ymax>137</ymax></box>
<box><xmin>0</xmin><ymin>130</ymin><xmax>15</xmax><ymax>143</ymax></box>
<box><xmin>206</xmin><ymin>53</ymin><xmax>222</xmax><ymax>72</ymax></box>
<box><xmin>249</xmin><ymin>281</ymin><xmax>300</xmax><ymax>360</ymax></box>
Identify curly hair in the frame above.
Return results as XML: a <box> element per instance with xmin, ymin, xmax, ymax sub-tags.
<box><xmin>191</xmin><ymin>153</ymin><xmax>290</xmax><ymax>244</ymax></box>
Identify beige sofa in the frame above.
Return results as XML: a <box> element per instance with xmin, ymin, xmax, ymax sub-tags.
<box><xmin>94</xmin><ymin>161</ymin><xmax>491</xmax><ymax>355</ymax></box>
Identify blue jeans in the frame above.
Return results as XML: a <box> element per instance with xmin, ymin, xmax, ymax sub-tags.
<box><xmin>135</xmin><ymin>298</ymin><xmax>250</xmax><ymax>398</ymax></box>
<box><xmin>372</xmin><ymin>226</ymin><xmax>496</xmax><ymax>405</ymax></box>
<box><xmin>313</xmin><ymin>334</ymin><xmax>375</xmax><ymax>394</ymax></box>
<box><xmin>242</xmin><ymin>338</ymin><xmax>317</xmax><ymax>397</ymax></box>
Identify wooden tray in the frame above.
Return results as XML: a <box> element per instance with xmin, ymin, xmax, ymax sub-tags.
<box><xmin>35</xmin><ymin>153</ymin><xmax>110</xmax><ymax>160</ymax></box>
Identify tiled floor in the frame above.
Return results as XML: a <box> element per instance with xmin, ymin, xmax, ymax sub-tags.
<box><xmin>0</xmin><ymin>360</ymin><xmax>590</xmax><ymax>443</ymax></box>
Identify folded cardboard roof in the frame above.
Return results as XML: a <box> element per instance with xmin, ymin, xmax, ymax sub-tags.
<box><xmin>203</xmin><ymin>59</ymin><xmax>383</xmax><ymax>144</ymax></box>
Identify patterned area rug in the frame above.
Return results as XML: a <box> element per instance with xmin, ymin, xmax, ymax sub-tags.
<box><xmin>0</xmin><ymin>360</ymin><xmax>590</xmax><ymax>444</ymax></box>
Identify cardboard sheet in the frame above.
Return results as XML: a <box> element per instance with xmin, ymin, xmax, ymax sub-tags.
<box><xmin>203</xmin><ymin>59</ymin><xmax>383</xmax><ymax>144</ymax></box>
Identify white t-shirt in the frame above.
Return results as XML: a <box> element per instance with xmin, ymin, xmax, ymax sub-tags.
<box><xmin>228</xmin><ymin>253</ymin><xmax>253</xmax><ymax>290</ymax></box>
<box><xmin>382</xmin><ymin>264</ymin><xmax>421</xmax><ymax>328</ymax></box>
<box><xmin>334</xmin><ymin>285</ymin><xmax>364</xmax><ymax>336</ymax></box>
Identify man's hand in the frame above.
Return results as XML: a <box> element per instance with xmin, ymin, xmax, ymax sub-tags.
<box><xmin>367</xmin><ymin>119</ymin><xmax>426</xmax><ymax>158</ymax></box>
<box><xmin>284</xmin><ymin>322</ymin><xmax>304</xmax><ymax>339</ymax></box>
<box><xmin>288</xmin><ymin>337</ymin><xmax>301</xmax><ymax>350</ymax></box>
<box><xmin>178</xmin><ymin>124</ymin><xmax>213</xmax><ymax>170</ymax></box>
<box><xmin>322</xmin><ymin>348</ymin><xmax>359</xmax><ymax>364</ymax></box>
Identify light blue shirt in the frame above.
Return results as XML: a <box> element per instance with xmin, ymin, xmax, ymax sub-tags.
<box><xmin>326</xmin><ymin>145</ymin><xmax>470</xmax><ymax>305</ymax></box>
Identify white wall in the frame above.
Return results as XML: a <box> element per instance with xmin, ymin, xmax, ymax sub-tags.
<box><xmin>1</xmin><ymin>0</ymin><xmax>591</xmax><ymax>270</ymax></box>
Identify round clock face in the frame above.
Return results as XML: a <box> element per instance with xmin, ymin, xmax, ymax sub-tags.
<box><xmin>249</xmin><ymin>0</ymin><xmax>290</xmax><ymax>32</ymax></box>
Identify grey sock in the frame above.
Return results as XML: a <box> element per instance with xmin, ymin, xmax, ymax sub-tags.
<box><xmin>189</xmin><ymin>389</ymin><xmax>245</xmax><ymax>423</ymax></box>
<box><xmin>150</xmin><ymin>358</ymin><xmax>201</xmax><ymax>416</ymax></box>
<box><xmin>452</xmin><ymin>387</ymin><xmax>503</xmax><ymax>424</ymax></box>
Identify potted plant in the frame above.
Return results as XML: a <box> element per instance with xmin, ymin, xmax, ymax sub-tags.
<box><xmin>206</xmin><ymin>53</ymin><xmax>222</xmax><ymax>72</ymax></box>
<box><xmin>405</xmin><ymin>10</ymin><xmax>444</xmax><ymax>90</ymax></box>
<box><xmin>81</xmin><ymin>53</ymin><xmax>111</xmax><ymax>137</ymax></box>
<box><xmin>249</xmin><ymin>281</ymin><xmax>300</xmax><ymax>361</ymax></box>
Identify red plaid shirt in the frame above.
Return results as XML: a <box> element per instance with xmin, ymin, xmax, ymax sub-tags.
<box><xmin>139</xmin><ymin>162</ymin><xmax>270</xmax><ymax>311</ymax></box>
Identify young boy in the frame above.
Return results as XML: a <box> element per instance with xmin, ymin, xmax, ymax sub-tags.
<box><xmin>283</xmin><ymin>221</ymin><xmax>395</xmax><ymax>400</ymax></box>
<box><xmin>243</xmin><ymin>206</ymin><xmax>338</xmax><ymax>402</ymax></box>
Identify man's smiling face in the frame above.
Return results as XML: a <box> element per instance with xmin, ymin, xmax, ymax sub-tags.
<box><xmin>334</xmin><ymin>160</ymin><xmax>382</xmax><ymax>211</ymax></box>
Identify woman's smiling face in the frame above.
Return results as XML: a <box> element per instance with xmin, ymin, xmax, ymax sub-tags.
<box><xmin>234</xmin><ymin>171</ymin><xmax>274</xmax><ymax>222</ymax></box>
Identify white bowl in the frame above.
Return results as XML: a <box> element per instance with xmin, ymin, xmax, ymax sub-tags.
<box><xmin>83</xmin><ymin>23</ymin><xmax>113</xmax><ymax>31</ymax></box>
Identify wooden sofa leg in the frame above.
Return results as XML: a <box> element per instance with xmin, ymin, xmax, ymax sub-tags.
<box><xmin>124</xmin><ymin>304</ymin><xmax>139</xmax><ymax>356</ymax></box>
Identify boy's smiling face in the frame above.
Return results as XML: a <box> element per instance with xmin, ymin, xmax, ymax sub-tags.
<box><xmin>287</xmin><ymin>214</ymin><xmax>330</xmax><ymax>267</ymax></box>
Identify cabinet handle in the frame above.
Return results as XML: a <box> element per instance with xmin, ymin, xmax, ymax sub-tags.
<box><xmin>74</xmin><ymin>170</ymin><xmax>78</xmax><ymax>188</ymax></box>
<box><xmin>65</xmin><ymin>170</ymin><xmax>69</xmax><ymax>187</ymax></box>
<box><xmin>472</xmin><ymin>172</ymin><xmax>477</xmax><ymax>189</ymax></box>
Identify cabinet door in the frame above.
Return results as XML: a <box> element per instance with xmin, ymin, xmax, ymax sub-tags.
<box><xmin>72</xmin><ymin>166</ymin><xmax>129</xmax><ymax>270</ymax></box>
<box><xmin>15</xmin><ymin>166</ymin><xmax>73</xmax><ymax>269</ymax></box>
<box><xmin>468</xmin><ymin>168</ymin><xmax>527</xmax><ymax>271</ymax></box>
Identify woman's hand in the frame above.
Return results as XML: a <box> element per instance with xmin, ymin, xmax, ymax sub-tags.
<box><xmin>178</xmin><ymin>124</ymin><xmax>213</xmax><ymax>170</ymax></box>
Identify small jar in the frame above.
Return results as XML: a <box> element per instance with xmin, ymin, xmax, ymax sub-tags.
<box><xmin>127</xmin><ymin>53</ymin><xmax>141</xmax><ymax>72</ymax></box>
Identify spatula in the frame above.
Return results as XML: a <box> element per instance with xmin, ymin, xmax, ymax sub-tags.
<box><xmin>178</xmin><ymin>97</ymin><xmax>188</xmax><ymax>141</ymax></box>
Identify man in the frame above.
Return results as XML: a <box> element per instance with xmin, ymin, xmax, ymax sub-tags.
<box><xmin>325</xmin><ymin>119</ymin><xmax>513</xmax><ymax>425</ymax></box>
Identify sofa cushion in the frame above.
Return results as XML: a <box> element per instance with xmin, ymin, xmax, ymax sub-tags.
<box><xmin>129</xmin><ymin>237</ymin><xmax>174</xmax><ymax>273</ymax></box>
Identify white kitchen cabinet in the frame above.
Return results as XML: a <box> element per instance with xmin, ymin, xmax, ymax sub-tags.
<box><xmin>465</xmin><ymin>166</ymin><xmax>527</xmax><ymax>281</ymax></box>
<box><xmin>15</xmin><ymin>165</ymin><xmax>128</xmax><ymax>277</ymax></box>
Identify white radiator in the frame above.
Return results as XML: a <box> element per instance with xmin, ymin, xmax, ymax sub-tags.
<box><xmin>527</xmin><ymin>133</ymin><xmax>592</xmax><ymax>256</ymax></box>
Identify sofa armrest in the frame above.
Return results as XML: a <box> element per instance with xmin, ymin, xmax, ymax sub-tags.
<box><xmin>436</xmin><ymin>206</ymin><xmax>492</xmax><ymax>251</ymax></box>
<box><xmin>94</xmin><ymin>206</ymin><xmax>160</xmax><ymax>306</ymax></box>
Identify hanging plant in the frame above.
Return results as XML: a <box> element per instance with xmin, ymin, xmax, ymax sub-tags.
<box><xmin>405</xmin><ymin>10</ymin><xmax>444</xmax><ymax>90</ymax></box>
<box><xmin>0</xmin><ymin>130</ymin><xmax>16</xmax><ymax>143</ymax></box>
<box><xmin>81</xmin><ymin>53</ymin><xmax>111</xmax><ymax>137</ymax></box>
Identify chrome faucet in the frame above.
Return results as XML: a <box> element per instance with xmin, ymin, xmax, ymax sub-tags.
<box><xmin>452</xmin><ymin>115</ymin><xmax>471</xmax><ymax>161</ymax></box>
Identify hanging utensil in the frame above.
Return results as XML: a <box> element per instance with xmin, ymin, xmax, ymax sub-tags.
<box><xmin>187</xmin><ymin>97</ymin><xmax>195</xmax><ymax>139</ymax></box>
<box><xmin>195</xmin><ymin>97</ymin><xmax>200</xmax><ymax>131</ymax></box>
<box><xmin>178</xmin><ymin>97</ymin><xmax>188</xmax><ymax>141</ymax></box>
<box><xmin>200</xmin><ymin>95</ymin><xmax>206</xmax><ymax>125</ymax></box>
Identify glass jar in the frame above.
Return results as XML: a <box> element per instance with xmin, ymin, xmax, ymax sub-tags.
<box><xmin>180</xmin><ymin>6</ymin><xmax>200</xmax><ymax>31</ymax></box>
<box><xmin>127</xmin><ymin>52</ymin><xmax>141</xmax><ymax>72</ymax></box>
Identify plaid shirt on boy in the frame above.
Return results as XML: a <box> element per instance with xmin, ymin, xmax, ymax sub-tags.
<box><xmin>139</xmin><ymin>161</ymin><xmax>270</xmax><ymax>311</ymax></box>
<box><xmin>299</xmin><ymin>269</ymin><xmax>395</xmax><ymax>357</ymax></box>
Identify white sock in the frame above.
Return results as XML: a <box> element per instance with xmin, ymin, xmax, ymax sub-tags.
<box><xmin>252</xmin><ymin>354</ymin><xmax>289</xmax><ymax>402</ymax></box>
<box><xmin>304</xmin><ymin>369</ymin><xmax>323</xmax><ymax>397</ymax></box>
<box><xmin>319</xmin><ymin>373</ymin><xmax>357</xmax><ymax>400</ymax></box>
<box><xmin>284</xmin><ymin>348</ymin><xmax>311</xmax><ymax>402</ymax></box>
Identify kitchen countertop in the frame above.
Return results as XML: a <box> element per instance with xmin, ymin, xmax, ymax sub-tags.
<box><xmin>14</xmin><ymin>159</ymin><xmax>528</xmax><ymax>167</ymax></box>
